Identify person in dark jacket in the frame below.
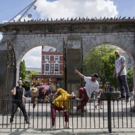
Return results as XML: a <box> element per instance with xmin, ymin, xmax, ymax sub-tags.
<box><xmin>10</xmin><ymin>80</ymin><xmax>30</xmax><ymax>124</ymax></box>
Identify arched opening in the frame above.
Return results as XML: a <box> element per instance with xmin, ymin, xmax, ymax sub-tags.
<box><xmin>17</xmin><ymin>44</ymin><xmax>64</xmax><ymax>95</ymax></box>
<box><xmin>83</xmin><ymin>43</ymin><xmax>134</xmax><ymax>97</ymax></box>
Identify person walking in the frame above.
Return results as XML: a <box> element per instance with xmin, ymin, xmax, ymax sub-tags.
<box><xmin>10</xmin><ymin>80</ymin><xmax>30</xmax><ymax>124</ymax></box>
<box><xmin>73</xmin><ymin>70</ymin><xmax>99</xmax><ymax>111</ymax></box>
<box><xmin>113</xmin><ymin>50</ymin><xmax>130</xmax><ymax>102</ymax></box>
<box><xmin>51</xmin><ymin>88</ymin><xmax>76</xmax><ymax>130</ymax></box>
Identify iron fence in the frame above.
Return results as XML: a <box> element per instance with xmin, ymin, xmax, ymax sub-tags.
<box><xmin>0</xmin><ymin>98</ymin><xmax>135</xmax><ymax>131</ymax></box>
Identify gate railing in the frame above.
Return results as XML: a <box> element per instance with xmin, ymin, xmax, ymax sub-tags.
<box><xmin>0</xmin><ymin>99</ymin><xmax>135</xmax><ymax>132</ymax></box>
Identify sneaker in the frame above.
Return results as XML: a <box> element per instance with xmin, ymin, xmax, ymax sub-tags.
<box><xmin>68</xmin><ymin>125</ymin><xmax>72</xmax><ymax>129</ymax></box>
<box><xmin>84</xmin><ymin>106</ymin><xmax>87</xmax><ymax>111</ymax></box>
<box><xmin>73</xmin><ymin>106</ymin><xmax>77</xmax><ymax>111</ymax></box>
<box><xmin>10</xmin><ymin>118</ymin><xmax>13</xmax><ymax>124</ymax></box>
<box><xmin>50</xmin><ymin>126</ymin><xmax>55</xmax><ymax>130</ymax></box>
<box><xmin>126</xmin><ymin>97</ymin><xmax>129</xmax><ymax>103</ymax></box>
<box><xmin>25</xmin><ymin>120</ymin><xmax>30</xmax><ymax>124</ymax></box>
<box><xmin>64</xmin><ymin>125</ymin><xmax>72</xmax><ymax>129</ymax></box>
<box><xmin>117</xmin><ymin>96</ymin><xmax>125</xmax><ymax>100</ymax></box>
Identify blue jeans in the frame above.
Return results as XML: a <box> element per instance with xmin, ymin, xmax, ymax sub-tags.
<box><xmin>117</xmin><ymin>75</ymin><xmax>129</xmax><ymax>97</ymax></box>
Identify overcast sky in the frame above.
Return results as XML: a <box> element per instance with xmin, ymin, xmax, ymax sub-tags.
<box><xmin>0</xmin><ymin>0</ymin><xmax>135</xmax><ymax>68</ymax></box>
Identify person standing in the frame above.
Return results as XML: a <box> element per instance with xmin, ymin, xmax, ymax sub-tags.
<box><xmin>73</xmin><ymin>70</ymin><xmax>99</xmax><ymax>111</ymax></box>
<box><xmin>10</xmin><ymin>80</ymin><xmax>30</xmax><ymax>124</ymax></box>
<box><xmin>113</xmin><ymin>50</ymin><xmax>130</xmax><ymax>102</ymax></box>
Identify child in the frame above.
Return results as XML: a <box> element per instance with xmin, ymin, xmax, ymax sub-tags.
<box><xmin>95</xmin><ymin>89</ymin><xmax>103</xmax><ymax>109</ymax></box>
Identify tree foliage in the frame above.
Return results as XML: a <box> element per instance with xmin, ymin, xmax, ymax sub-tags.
<box><xmin>29</xmin><ymin>71</ymin><xmax>39</xmax><ymax>81</ymax></box>
<box><xmin>127</xmin><ymin>67</ymin><xmax>133</xmax><ymax>87</ymax></box>
<box><xmin>101</xmin><ymin>53</ymin><xmax>118</xmax><ymax>88</ymax></box>
<box><xmin>19</xmin><ymin>60</ymin><xmax>27</xmax><ymax>81</ymax></box>
<box><xmin>83</xmin><ymin>45</ymin><xmax>117</xmax><ymax>87</ymax></box>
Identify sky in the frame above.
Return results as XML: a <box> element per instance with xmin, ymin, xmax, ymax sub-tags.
<box><xmin>0</xmin><ymin>0</ymin><xmax>135</xmax><ymax>68</ymax></box>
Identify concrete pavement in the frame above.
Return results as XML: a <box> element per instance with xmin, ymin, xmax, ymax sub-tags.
<box><xmin>0</xmin><ymin>128</ymin><xmax>135</xmax><ymax>135</ymax></box>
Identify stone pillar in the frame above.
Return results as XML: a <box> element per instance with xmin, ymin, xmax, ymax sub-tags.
<box><xmin>0</xmin><ymin>51</ymin><xmax>12</xmax><ymax>113</ymax></box>
<box><xmin>16</xmin><ymin>61</ymin><xmax>20</xmax><ymax>85</ymax></box>
<box><xmin>133</xmin><ymin>65</ymin><xmax>135</xmax><ymax>96</ymax></box>
<box><xmin>133</xmin><ymin>61</ymin><xmax>135</xmax><ymax>98</ymax></box>
<box><xmin>131</xmin><ymin>58</ymin><xmax>135</xmax><ymax>112</ymax></box>
<box><xmin>65</xmin><ymin>35</ymin><xmax>83</xmax><ymax>114</ymax></box>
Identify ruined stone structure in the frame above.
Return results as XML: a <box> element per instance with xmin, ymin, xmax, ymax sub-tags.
<box><xmin>0</xmin><ymin>18</ymin><xmax>135</xmax><ymax>99</ymax></box>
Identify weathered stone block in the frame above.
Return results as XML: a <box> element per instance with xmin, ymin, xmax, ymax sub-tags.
<box><xmin>121</xmin><ymin>38</ymin><xmax>126</xmax><ymax>45</ymax></box>
<box><xmin>115</xmin><ymin>37</ymin><xmax>123</xmax><ymax>47</ymax></box>
<box><xmin>110</xmin><ymin>35</ymin><xmax>117</xmax><ymax>44</ymax></box>
<box><xmin>123</xmin><ymin>40</ymin><xmax>131</xmax><ymax>48</ymax></box>
<box><xmin>127</xmin><ymin>44</ymin><xmax>135</xmax><ymax>54</ymax></box>
<box><xmin>96</xmin><ymin>36</ymin><xmax>102</xmax><ymax>45</ymax></box>
<box><xmin>89</xmin><ymin>37</ymin><xmax>97</xmax><ymax>46</ymax></box>
<box><xmin>105</xmin><ymin>34</ymin><xmax>111</xmax><ymax>43</ymax></box>
<box><xmin>112</xmin><ymin>33</ymin><xmax>119</xmax><ymax>36</ymax></box>
<box><xmin>34</xmin><ymin>37</ymin><xmax>40</xmax><ymax>45</ymax></box>
<box><xmin>28</xmin><ymin>38</ymin><xmax>35</xmax><ymax>47</ymax></box>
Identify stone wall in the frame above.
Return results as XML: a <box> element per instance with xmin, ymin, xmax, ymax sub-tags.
<box><xmin>1</xmin><ymin>21</ymin><xmax>135</xmax><ymax>94</ymax></box>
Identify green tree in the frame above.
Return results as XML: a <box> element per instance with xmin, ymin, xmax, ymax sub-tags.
<box><xmin>101</xmin><ymin>53</ymin><xmax>118</xmax><ymax>89</ymax></box>
<box><xmin>83</xmin><ymin>45</ymin><xmax>116</xmax><ymax>87</ymax></box>
<box><xmin>127</xmin><ymin>67</ymin><xmax>133</xmax><ymax>88</ymax></box>
<box><xmin>29</xmin><ymin>71</ymin><xmax>39</xmax><ymax>81</ymax></box>
<box><xmin>23</xmin><ymin>81</ymin><xmax>30</xmax><ymax>88</ymax></box>
<box><xmin>19</xmin><ymin>60</ymin><xmax>27</xmax><ymax>81</ymax></box>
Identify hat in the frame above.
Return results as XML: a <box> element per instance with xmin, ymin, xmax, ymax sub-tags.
<box><xmin>91</xmin><ymin>73</ymin><xmax>99</xmax><ymax>78</ymax></box>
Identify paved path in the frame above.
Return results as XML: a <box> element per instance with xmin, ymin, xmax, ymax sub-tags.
<box><xmin>0</xmin><ymin>128</ymin><xmax>135</xmax><ymax>135</ymax></box>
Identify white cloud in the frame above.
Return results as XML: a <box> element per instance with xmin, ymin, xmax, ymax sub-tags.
<box><xmin>0</xmin><ymin>33</ymin><xmax>3</xmax><ymax>42</ymax></box>
<box><xmin>22</xmin><ymin>46</ymin><xmax>42</xmax><ymax>68</ymax></box>
<box><xmin>22</xmin><ymin>0</ymin><xmax>118</xmax><ymax>68</ymax></box>
<box><xmin>35</xmin><ymin>0</ymin><xmax>118</xmax><ymax>19</ymax></box>
<box><xmin>2</xmin><ymin>15</ymin><xmax>31</xmax><ymax>24</ymax></box>
<box><xmin>3</xmin><ymin>20</ymin><xmax>8</xmax><ymax>23</ymax></box>
<box><xmin>22</xmin><ymin>46</ymin><xmax>56</xmax><ymax>68</ymax></box>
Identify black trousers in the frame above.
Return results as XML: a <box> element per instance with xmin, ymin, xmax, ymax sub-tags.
<box><xmin>11</xmin><ymin>102</ymin><xmax>28</xmax><ymax>121</ymax></box>
<box><xmin>117</xmin><ymin>75</ymin><xmax>130</xmax><ymax>97</ymax></box>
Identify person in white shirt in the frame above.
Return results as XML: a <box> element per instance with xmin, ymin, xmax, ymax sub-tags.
<box><xmin>74</xmin><ymin>70</ymin><xmax>99</xmax><ymax>111</ymax></box>
<box><xmin>113</xmin><ymin>50</ymin><xmax>130</xmax><ymax>102</ymax></box>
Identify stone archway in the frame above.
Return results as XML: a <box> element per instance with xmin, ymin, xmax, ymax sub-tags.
<box><xmin>1</xmin><ymin>19</ymin><xmax>135</xmax><ymax>96</ymax></box>
<box><xmin>15</xmin><ymin>36</ymin><xmax>64</xmax><ymax>83</ymax></box>
<box><xmin>82</xmin><ymin>34</ymin><xmax>135</xmax><ymax>90</ymax></box>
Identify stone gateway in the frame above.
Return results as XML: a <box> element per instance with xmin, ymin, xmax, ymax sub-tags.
<box><xmin>0</xmin><ymin>18</ymin><xmax>135</xmax><ymax>100</ymax></box>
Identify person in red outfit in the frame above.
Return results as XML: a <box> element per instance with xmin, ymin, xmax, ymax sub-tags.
<box><xmin>73</xmin><ymin>70</ymin><xmax>99</xmax><ymax>111</ymax></box>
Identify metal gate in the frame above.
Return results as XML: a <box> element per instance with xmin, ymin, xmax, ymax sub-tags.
<box><xmin>0</xmin><ymin>39</ymin><xmax>16</xmax><ymax>114</ymax></box>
